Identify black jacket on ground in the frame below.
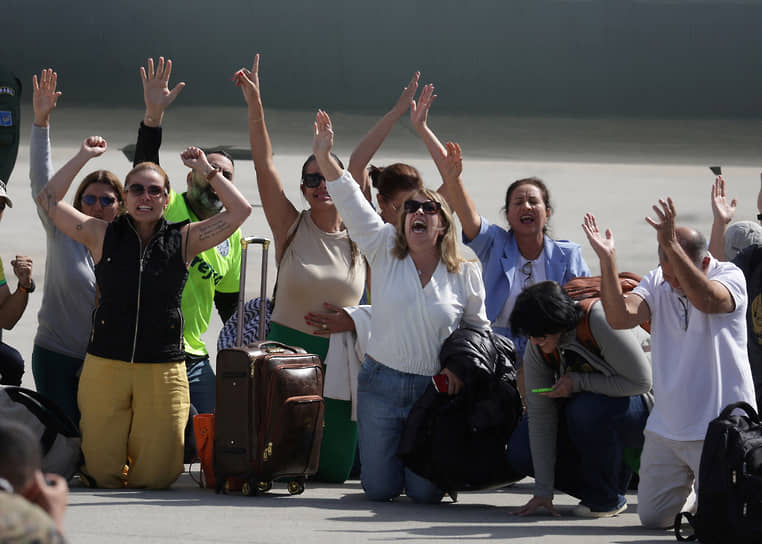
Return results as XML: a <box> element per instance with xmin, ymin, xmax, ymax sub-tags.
<box><xmin>397</xmin><ymin>326</ymin><xmax>523</xmax><ymax>491</ymax></box>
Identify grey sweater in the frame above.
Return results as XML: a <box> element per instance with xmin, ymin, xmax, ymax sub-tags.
<box><xmin>523</xmin><ymin>301</ymin><xmax>653</xmax><ymax>499</ymax></box>
<box><xmin>30</xmin><ymin>125</ymin><xmax>96</xmax><ymax>359</ymax></box>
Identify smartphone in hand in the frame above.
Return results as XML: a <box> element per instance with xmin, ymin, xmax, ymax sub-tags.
<box><xmin>432</xmin><ymin>374</ymin><xmax>449</xmax><ymax>393</ymax></box>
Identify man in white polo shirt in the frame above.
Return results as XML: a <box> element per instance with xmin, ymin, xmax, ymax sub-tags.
<box><xmin>582</xmin><ymin>197</ymin><xmax>756</xmax><ymax>529</ymax></box>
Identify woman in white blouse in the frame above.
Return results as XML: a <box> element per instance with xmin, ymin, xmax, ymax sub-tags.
<box><xmin>312</xmin><ymin>110</ymin><xmax>490</xmax><ymax>503</ymax></box>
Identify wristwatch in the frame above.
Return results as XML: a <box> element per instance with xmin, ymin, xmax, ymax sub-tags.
<box><xmin>17</xmin><ymin>279</ymin><xmax>35</xmax><ymax>294</ymax></box>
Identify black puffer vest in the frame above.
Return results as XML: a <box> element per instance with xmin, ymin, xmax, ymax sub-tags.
<box><xmin>88</xmin><ymin>215</ymin><xmax>189</xmax><ymax>363</ymax></box>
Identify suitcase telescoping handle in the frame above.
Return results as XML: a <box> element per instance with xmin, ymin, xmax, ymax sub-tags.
<box><xmin>237</xmin><ymin>236</ymin><xmax>271</xmax><ymax>347</ymax></box>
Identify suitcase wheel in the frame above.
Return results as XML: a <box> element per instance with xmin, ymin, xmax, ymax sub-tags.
<box><xmin>256</xmin><ymin>481</ymin><xmax>272</xmax><ymax>493</ymax></box>
<box><xmin>241</xmin><ymin>481</ymin><xmax>255</xmax><ymax>497</ymax></box>
<box><xmin>287</xmin><ymin>479</ymin><xmax>305</xmax><ymax>495</ymax></box>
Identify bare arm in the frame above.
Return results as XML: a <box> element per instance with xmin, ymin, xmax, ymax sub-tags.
<box><xmin>708</xmin><ymin>176</ymin><xmax>736</xmax><ymax>261</ymax></box>
<box><xmin>348</xmin><ymin>72</ymin><xmax>420</xmax><ymax>200</ymax></box>
<box><xmin>181</xmin><ymin>146</ymin><xmax>252</xmax><ymax>259</ymax></box>
<box><xmin>312</xmin><ymin>110</ymin><xmax>343</xmax><ymax>181</ymax></box>
<box><xmin>648</xmin><ymin>198</ymin><xmax>735</xmax><ymax>314</ymax></box>
<box><xmin>409</xmin><ymin>83</ymin><xmax>451</xmax><ymax>201</ymax></box>
<box><xmin>0</xmin><ymin>256</ymin><xmax>33</xmax><ymax>329</ymax></box>
<box><xmin>233</xmin><ymin>55</ymin><xmax>298</xmax><ymax>258</ymax></box>
<box><xmin>582</xmin><ymin>213</ymin><xmax>652</xmax><ymax>328</ymax></box>
<box><xmin>437</xmin><ymin>142</ymin><xmax>482</xmax><ymax>241</ymax></box>
<box><xmin>36</xmin><ymin>137</ymin><xmax>109</xmax><ymax>258</ymax></box>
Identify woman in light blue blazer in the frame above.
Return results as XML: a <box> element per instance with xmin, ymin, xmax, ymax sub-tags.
<box><xmin>435</xmin><ymin>143</ymin><xmax>590</xmax><ymax>368</ymax></box>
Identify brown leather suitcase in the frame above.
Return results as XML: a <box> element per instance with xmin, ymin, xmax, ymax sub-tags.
<box><xmin>214</xmin><ymin>237</ymin><xmax>324</xmax><ymax>496</ymax></box>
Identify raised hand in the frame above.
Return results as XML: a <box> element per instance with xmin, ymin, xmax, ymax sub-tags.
<box><xmin>582</xmin><ymin>212</ymin><xmax>616</xmax><ymax>260</ymax></box>
<box><xmin>10</xmin><ymin>255</ymin><xmax>32</xmax><ymax>286</ymax></box>
<box><xmin>312</xmin><ymin>109</ymin><xmax>334</xmax><ymax>157</ymax></box>
<box><xmin>180</xmin><ymin>146</ymin><xmax>211</xmax><ymax>173</ymax></box>
<box><xmin>410</xmin><ymin>83</ymin><xmax>436</xmax><ymax>131</ymax></box>
<box><xmin>233</xmin><ymin>54</ymin><xmax>262</xmax><ymax>106</ymax></box>
<box><xmin>390</xmin><ymin>71</ymin><xmax>420</xmax><ymax>117</ymax></box>
<box><xmin>711</xmin><ymin>176</ymin><xmax>736</xmax><ymax>225</ymax></box>
<box><xmin>645</xmin><ymin>197</ymin><xmax>678</xmax><ymax>249</ymax></box>
<box><xmin>32</xmin><ymin>69</ymin><xmax>62</xmax><ymax>127</ymax></box>
<box><xmin>441</xmin><ymin>141</ymin><xmax>462</xmax><ymax>181</ymax></box>
<box><xmin>140</xmin><ymin>57</ymin><xmax>185</xmax><ymax>125</ymax></box>
<box><xmin>81</xmin><ymin>136</ymin><xmax>107</xmax><ymax>159</ymax></box>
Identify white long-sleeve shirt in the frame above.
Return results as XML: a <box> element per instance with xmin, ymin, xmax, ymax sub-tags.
<box><xmin>326</xmin><ymin>170</ymin><xmax>489</xmax><ymax>376</ymax></box>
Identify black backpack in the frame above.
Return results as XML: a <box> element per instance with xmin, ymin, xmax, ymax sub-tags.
<box><xmin>675</xmin><ymin>401</ymin><xmax>762</xmax><ymax>543</ymax></box>
<box><xmin>0</xmin><ymin>386</ymin><xmax>81</xmax><ymax>480</ymax></box>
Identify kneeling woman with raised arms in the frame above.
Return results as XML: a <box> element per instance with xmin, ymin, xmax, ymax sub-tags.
<box><xmin>312</xmin><ymin>110</ymin><xmax>490</xmax><ymax>503</ymax></box>
<box><xmin>37</xmin><ymin>138</ymin><xmax>251</xmax><ymax>488</ymax></box>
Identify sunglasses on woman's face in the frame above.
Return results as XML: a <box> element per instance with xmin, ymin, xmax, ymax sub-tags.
<box><xmin>81</xmin><ymin>194</ymin><xmax>117</xmax><ymax>207</ymax></box>
<box><xmin>126</xmin><ymin>184</ymin><xmax>165</xmax><ymax>197</ymax></box>
<box><xmin>403</xmin><ymin>199</ymin><xmax>441</xmax><ymax>215</ymax></box>
<box><xmin>302</xmin><ymin>173</ymin><xmax>326</xmax><ymax>188</ymax></box>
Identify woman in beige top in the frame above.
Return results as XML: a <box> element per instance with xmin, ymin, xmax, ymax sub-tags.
<box><xmin>234</xmin><ymin>55</ymin><xmax>365</xmax><ymax>483</ymax></box>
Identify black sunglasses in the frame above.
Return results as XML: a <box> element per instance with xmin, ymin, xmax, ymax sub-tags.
<box><xmin>302</xmin><ymin>173</ymin><xmax>326</xmax><ymax>189</ymax></box>
<box><xmin>126</xmin><ymin>183</ymin><xmax>165</xmax><ymax>197</ymax></box>
<box><xmin>82</xmin><ymin>194</ymin><xmax>117</xmax><ymax>207</ymax></box>
<box><xmin>403</xmin><ymin>199</ymin><xmax>441</xmax><ymax>215</ymax></box>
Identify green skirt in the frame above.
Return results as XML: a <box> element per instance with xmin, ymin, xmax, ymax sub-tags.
<box><xmin>268</xmin><ymin>322</ymin><xmax>358</xmax><ymax>483</ymax></box>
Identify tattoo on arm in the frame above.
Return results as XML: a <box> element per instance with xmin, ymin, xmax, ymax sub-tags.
<box><xmin>197</xmin><ymin>218</ymin><xmax>230</xmax><ymax>241</ymax></box>
<box><xmin>39</xmin><ymin>188</ymin><xmax>58</xmax><ymax>215</ymax></box>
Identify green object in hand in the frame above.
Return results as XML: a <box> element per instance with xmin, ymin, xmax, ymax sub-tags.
<box><xmin>531</xmin><ymin>387</ymin><xmax>554</xmax><ymax>393</ymax></box>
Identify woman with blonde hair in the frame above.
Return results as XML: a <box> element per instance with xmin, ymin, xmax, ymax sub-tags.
<box><xmin>313</xmin><ymin>109</ymin><xmax>490</xmax><ymax>503</ymax></box>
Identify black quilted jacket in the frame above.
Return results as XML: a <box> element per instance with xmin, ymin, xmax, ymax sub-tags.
<box><xmin>397</xmin><ymin>326</ymin><xmax>524</xmax><ymax>491</ymax></box>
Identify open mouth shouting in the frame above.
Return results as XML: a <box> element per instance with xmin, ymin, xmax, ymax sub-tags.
<box><xmin>520</xmin><ymin>212</ymin><xmax>535</xmax><ymax>224</ymax></box>
<box><xmin>411</xmin><ymin>218</ymin><xmax>427</xmax><ymax>233</ymax></box>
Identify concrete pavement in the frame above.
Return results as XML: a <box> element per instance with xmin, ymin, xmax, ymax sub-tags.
<box><xmin>64</xmin><ymin>473</ymin><xmax>677</xmax><ymax>544</ymax></box>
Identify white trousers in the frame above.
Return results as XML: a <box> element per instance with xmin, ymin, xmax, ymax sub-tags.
<box><xmin>637</xmin><ymin>430</ymin><xmax>704</xmax><ymax>529</ymax></box>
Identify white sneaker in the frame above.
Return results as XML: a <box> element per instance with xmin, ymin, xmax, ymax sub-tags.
<box><xmin>572</xmin><ymin>501</ymin><xmax>628</xmax><ymax>518</ymax></box>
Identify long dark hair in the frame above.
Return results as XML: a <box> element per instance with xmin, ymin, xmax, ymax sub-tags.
<box><xmin>503</xmin><ymin>177</ymin><xmax>552</xmax><ymax>234</ymax></box>
<box><xmin>510</xmin><ymin>281</ymin><xmax>583</xmax><ymax>338</ymax></box>
<box><xmin>299</xmin><ymin>154</ymin><xmax>362</xmax><ymax>275</ymax></box>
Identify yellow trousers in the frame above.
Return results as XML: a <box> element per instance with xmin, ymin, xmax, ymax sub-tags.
<box><xmin>78</xmin><ymin>354</ymin><xmax>190</xmax><ymax>489</ymax></box>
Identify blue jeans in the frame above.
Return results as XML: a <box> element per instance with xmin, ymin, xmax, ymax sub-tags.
<box><xmin>357</xmin><ymin>356</ymin><xmax>444</xmax><ymax>503</ymax></box>
<box><xmin>185</xmin><ymin>355</ymin><xmax>216</xmax><ymax>415</ymax></box>
<box><xmin>507</xmin><ymin>392</ymin><xmax>648</xmax><ymax>511</ymax></box>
